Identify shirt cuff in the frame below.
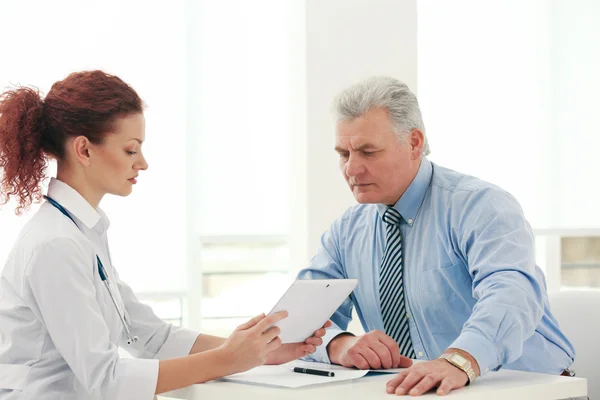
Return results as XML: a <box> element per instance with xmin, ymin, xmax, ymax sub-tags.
<box><xmin>449</xmin><ymin>330</ymin><xmax>500</xmax><ymax>376</ymax></box>
<box><xmin>308</xmin><ymin>328</ymin><xmax>351</xmax><ymax>364</ymax></box>
<box><xmin>154</xmin><ymin>326</ymin><xmax>200</xmax><ymax>360</ymax></box>
<box><xmin>114</xmin><ymin>358</ymin><xmax>159</xmax><ymax>400</ymax></box>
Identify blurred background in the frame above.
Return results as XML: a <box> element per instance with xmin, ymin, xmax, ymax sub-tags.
<box><xmin>1</xmin><ymin>0</ymin><xmax>599</xmax><ymax>337</ymax></box>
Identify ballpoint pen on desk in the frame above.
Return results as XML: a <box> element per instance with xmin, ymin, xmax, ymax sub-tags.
<box><xmin>292</xmin><ymin>367</ymin><xmax>335</xmax><ymax>377</ymax></box>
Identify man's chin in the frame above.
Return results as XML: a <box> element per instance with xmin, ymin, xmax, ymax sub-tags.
<box><xmin>353</xmin><ymin>192</ymin><xmax>380</xmax><ymax>204</ymax></box>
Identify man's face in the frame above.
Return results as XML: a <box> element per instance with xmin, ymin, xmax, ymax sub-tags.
<box><xmin>335</xmin><ymin>107</ymin><xmax>423</xmax><ymax>205</ymax></box>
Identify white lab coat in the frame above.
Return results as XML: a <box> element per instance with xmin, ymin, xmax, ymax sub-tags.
<box><xmin>0</xmin><ymin>179</ymin><xmax>199</xmax><ymax>399</ymax></box>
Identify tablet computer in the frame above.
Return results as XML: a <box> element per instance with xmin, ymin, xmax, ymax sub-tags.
<box><xmin>267</xmin><ymin>279</ymin><xmax>358</xmax><ymax>343</ymax></box>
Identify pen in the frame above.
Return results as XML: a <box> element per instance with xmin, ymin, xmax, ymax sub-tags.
<box><xmin>293</xmin><ymin>367</ymin><xmax>335</xmax><ymax>377</ymax></box>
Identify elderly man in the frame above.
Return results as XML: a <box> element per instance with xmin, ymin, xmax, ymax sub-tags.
<box><xmin>298</xmin><ymin>76</ymin><xmax>575</xmax><ymax>396</ymax></box>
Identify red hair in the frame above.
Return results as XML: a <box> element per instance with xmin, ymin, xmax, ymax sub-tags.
<box><xmin>0</xmin><ymin>70</ymin><xmax>143</xmax><ymax>214</ymax></box>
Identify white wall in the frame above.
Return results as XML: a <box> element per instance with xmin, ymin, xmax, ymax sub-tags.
<box><xmin>419</xmin><ymin>0</ymin><xmax>600</xmax><ymax>232</ymax></box>
<box><xmin>193</xmin><ymin>0</ymin><xmax>292</xmax><ymax>237</ymax></box>
<box><xmin>551</xmin><ymin>0</ymin><xmax>600</xmax><ymax>229</ymax></box>
<box><xmin>0</xmin><ymin>0</ymin><xmax>188</xmax><ymax>293</ymax></box>
<box><xmin>418</xmin><ymin>0</ymin><xmax>553</xmax><ymax>230</ymax></box>
<box><xmin>289</xmin><ymin>0</ymin><xmax>418</xmax><ymax>275</ymax></box>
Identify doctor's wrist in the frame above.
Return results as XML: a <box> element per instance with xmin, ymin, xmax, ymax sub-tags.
<box><xmin>213</xmin><ymin>345</ymin><xmax>238</xmax><ymax>375</ymax></box>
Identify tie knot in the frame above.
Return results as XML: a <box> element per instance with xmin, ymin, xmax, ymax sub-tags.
<box><xmin>383</xmin><ymin>207</ymin><xmax>402</xmax><ymax>226</ymax></box>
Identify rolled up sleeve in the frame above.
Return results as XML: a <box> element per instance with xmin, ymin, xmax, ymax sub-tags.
<box><xmin>154</xmin><ymin>326</ymin><xmax>199</xmax><ymax>359</ymax></box>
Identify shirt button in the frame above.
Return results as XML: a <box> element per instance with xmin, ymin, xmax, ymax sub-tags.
<box><xmin>406</xmin><ymin>312</ymin><xmax>411</xmax><ymax>319</ymax></box>
<box><xmin>418</xmin><ymin>352</ymin><xmax>423</xmax><ymax>358</ymax></box>
<box><xmin>407</xmin><ymin>218</ymin><xmax>413</xmax><ymax>224</ymax></box>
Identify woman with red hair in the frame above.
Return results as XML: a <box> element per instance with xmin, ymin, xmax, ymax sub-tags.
<box><xmin>0</xmin><ymin>70</ymin><xmax>327</xmax><ymax>399</ymax></box>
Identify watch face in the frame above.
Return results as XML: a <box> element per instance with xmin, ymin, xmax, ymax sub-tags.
<box><xmin>449</xmin><ymin>353</ymin><xmax>469</xmax><ymax>368</ymax></box>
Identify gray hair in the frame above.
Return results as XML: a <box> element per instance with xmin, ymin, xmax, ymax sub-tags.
<box><xmin>333</xmin><ymin>76</ymin><xmax>430</xmax><ymax>155</ymax></box>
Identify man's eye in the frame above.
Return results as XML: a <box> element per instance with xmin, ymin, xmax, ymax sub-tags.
<box><xmin>127</xmin><ymin>151</ymin><xmax>137</xmax><ymax>155</ymax></box>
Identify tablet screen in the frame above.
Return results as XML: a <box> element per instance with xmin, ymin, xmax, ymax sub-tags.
<box><xmin>267</xmin><ymin>279</ymin><xmax>358</xmax><ymax>343</ymax></box>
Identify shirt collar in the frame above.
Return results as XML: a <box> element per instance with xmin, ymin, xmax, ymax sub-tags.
<box><xmin>377</xmin><ymin>157</ymin><xmax>433</xmax><ymax>226</ymax></box>
<box><xmin>46</xmin><ymin>178</ymin><xmax>109</xmax><ymax>230</ymax></box>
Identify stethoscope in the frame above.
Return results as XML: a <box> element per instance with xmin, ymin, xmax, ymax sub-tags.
<box><xmin>44</xmin><ymin>196</ymin><xmax>139</xmax><ymax>345</ymax></box>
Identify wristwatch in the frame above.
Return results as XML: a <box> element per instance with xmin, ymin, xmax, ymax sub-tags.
<box><xmin>439</xmin><ymin>352</ymin><xmax>477</xmax><ymax>385</ymax></box>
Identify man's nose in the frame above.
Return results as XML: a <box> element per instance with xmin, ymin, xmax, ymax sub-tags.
<box><xmin>346</xmin><ymin>154</ymin><xmax>364</xmax><ymax>177</ymax></box>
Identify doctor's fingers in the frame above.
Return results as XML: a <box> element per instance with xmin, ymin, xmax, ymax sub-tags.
<box><xmin>236</xmin><ymin>313</ymin><xmax>266</xmax><ymax>331</ymax></box>
<box><xmin>255</xmin><ymin>310</ymin><xmax>288</xmax><ymax>332</ymax></box>
<box><xmin>261</xmin><ymin>325</ymin><xmax>281</xmax><ymax>342</ymax></box>
<box><xmin>266</xmin><ymin>336</ymin><xmax>283</xmax><ymax>352</ymax></box>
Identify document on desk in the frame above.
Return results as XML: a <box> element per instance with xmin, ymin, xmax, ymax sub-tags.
<box><xmin>220</xmin><ymin>361</ymin><xmax>403</xmax><ymax>388</ymax></box>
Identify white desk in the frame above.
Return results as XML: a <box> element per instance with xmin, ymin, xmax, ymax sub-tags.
<box><xmin>160</xmin><ymin>370</ymin><xmax>586</xmax><ymax>400</ymax></box>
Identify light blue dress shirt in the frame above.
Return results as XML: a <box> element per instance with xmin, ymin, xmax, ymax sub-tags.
<box><xmin>298</xmin><ymin>157</ymin><xmax>575</xmax><ymax>375</ymax></box>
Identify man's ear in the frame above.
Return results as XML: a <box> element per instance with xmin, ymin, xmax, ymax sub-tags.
<box><xmin>409</xmin><ymin>129</ymin><xmax>424</xmax><ymax>159</ymax></box>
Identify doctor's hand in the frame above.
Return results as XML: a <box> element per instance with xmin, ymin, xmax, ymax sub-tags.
<box><xmin>327</xmin><ymin>330</ymin><xmax>413</xmax><ymax>370</ymax></box>
<box><xmin>265</xmin><ymin>320</ymin><xmax>333</xmax><ymax>365</ymax></box>
<box><xmin>218</xmin><ymin>311</ymin><xmax>288</xmax><ymax>374</ymax></box>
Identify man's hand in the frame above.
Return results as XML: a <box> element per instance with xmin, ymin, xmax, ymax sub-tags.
<box><xmin>327</xmin><ymin>330</ymin><xmax>413</xmax><ymax>370</ymax></box>
<box><xmin>265</xmin><ymin>321</ymin><xmax>332</xmax><ymax>365</ymax></box>
<box><xmin>385</xmin><ymin>349</ymin><xmax>479</xmax><ymax>396</ymax></box>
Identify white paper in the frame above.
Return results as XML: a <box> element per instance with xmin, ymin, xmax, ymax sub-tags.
<box><xmin>220</xmin><ymin>361</ymin><xmax>406</xmax><ymax>388</ymax></box>
<box><xmin>221</xmin><ymin>362</ymin><xmax>367</xmax><ymax>388</ymax></box>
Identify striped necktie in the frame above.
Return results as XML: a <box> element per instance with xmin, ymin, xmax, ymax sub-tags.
<box><xmin>379</xmin><ymin>207</ymin><xmax>415</xmax><ymax>358</ymax></box>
